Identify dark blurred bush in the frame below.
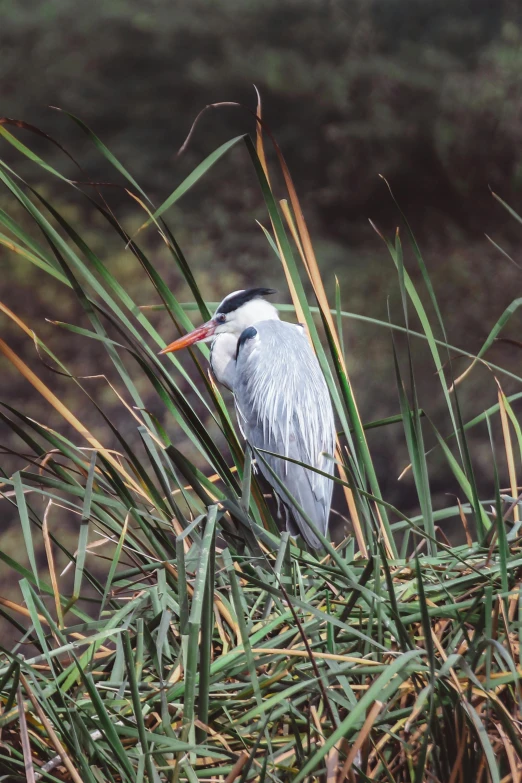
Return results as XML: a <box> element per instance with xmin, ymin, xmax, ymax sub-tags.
<box><xmin>1</xmin><ymin>0</ymin><xmax>522</xmax><ymax>231</ymax></box>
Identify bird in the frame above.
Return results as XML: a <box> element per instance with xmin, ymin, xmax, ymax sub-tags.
<box><xmin>160</xmin><ymin>288</ymin><xmax>335</xmax><ymax>548</ymax></box>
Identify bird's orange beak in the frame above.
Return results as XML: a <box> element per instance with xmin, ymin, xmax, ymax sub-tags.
<box><xmin>159</xmin><ymin>320</ymin><xmax>216</xmax><ymax>354</ymax></box>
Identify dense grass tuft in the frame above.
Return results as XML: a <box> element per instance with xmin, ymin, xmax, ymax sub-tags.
<box><xmin>1</xmin><ymin>104</ymin><xmax>522</xmax><ymax>781</ymax></box>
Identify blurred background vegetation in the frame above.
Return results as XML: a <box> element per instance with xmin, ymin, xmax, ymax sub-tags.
<box><xmin>2</xmin><ymin>0</ymin><xmax>522</xmax><ymax>573</ymax></box>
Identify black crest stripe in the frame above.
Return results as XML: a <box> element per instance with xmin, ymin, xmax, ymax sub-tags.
<box><xmin>217</xmin><ymin>287</ymin><xmax>277</xmax><ymax>315</ymax></box>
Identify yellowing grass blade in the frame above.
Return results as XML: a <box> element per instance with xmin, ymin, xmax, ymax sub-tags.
<box><xmin>254</xmin><ymin>85</ymin><xmax>271</xmax><ymax>188</ymax></box>
<box><xmin>280</xmin><ymin>198</ymin><xmax>310</xmax><ymax>277</ymax></box>
<box><xmin>498</xmin><ymin>387</ymin><xmax>519</xmax><ymax>522</ymax></box>
<box><xmin>267</xmin><ymin>135</ymin><xmax>342</xmax><ymax>356</ymax></box>
<box><xmin>41</xmin><ymin>501</ymin><xmax>64</xmax><ymax>627</ymax></box>
<box><xmin>338</xmin><ymin>699</ymin><xmax>383</xmax><ymax>779</ymax></box>
<box><xmin>0</xmin><ymin>336</ymin><xmax>147</xmax><ymax>500</ymax></box>
<box><xmin>336</xmin><ymin>445</ymin><xmax>367</xmax><ymax>558</ymax></box>
<box><xmin>256</xmin><ymin>219</ymin><xmax>307</xmax><ymax>326</ymax></box>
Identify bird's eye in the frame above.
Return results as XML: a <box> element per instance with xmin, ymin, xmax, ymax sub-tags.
<box><xmin>216</xmin><ymin>313</ymin><xmax>226</xmax><ymax>324</ymax></box>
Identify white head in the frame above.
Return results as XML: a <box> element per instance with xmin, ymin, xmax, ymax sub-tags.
<box><xmin>159</xmin><ymin>288</ymin><xmax>279</xmax><ymax>354</ymax></box>
<box><xmin>212</xmin><ymin>288</ymin><xmax>279</xmax><ymax>338</ymax></box>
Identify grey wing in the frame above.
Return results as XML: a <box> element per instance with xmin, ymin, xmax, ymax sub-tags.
<box><xmin>234</xmin><ymin>321</ymin><xmax>335</xmax><ymax>548</ymax></box>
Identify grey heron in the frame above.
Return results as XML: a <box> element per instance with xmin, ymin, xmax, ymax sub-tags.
<box><xmin>160</xmin><ymin>288</ymin><xmax>335</xmax><ymax>548</ymax></box>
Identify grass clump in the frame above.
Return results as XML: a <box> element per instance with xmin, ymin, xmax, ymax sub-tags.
<box><xmin>0</xmin><ymin>103</ymin><xmax>522</xmax><ymax>782</ymax></box>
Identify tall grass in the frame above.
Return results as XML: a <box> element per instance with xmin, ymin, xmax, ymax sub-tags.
<box><xmin>0</xmin><ymin>104</ymin><xmax>522</xmax><ymax>781</ymax></box>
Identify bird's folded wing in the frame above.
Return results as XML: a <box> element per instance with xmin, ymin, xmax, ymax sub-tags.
<box><xmin>234</xmin><ymin>320</ymin><xmax>335</xmax><ymax>543</ymax></box>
